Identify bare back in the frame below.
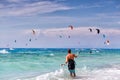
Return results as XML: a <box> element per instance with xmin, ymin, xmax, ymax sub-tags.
<box><xmin>66</xmin><ymin>53</ymin><xmax>76</xmax><ymax>63</ymax></box>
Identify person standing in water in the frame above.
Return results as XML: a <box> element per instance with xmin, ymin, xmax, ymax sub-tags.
<box><xmin>62</xmin><ymin>49</ymin><xmax>77</xmax><ymax>77</ymax></box>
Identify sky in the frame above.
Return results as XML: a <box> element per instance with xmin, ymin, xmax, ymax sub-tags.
<box><xmin>0</xmin><ymin>0</ymin><xmax>120</xmax><ymax>48</ymax></box>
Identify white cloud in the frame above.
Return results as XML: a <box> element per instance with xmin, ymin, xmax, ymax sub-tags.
<box><xmin>0</xmin><ymin>4</ymin><xmax>4</xmax><ymax>8</ymax></box>
<box><xmin>6</xmin><ymin>0</ymin><xmax>22</xmax><ymax>3</ymax></box>
<box><xmin>96</xmin><ymin>12</ymin><xmax>120</xmax><ymax>19</ymax></box>
<box><xmin>0</xmin><ymin>1</ymin><xmax>72</xmax><ymax>16</ymax></box>
<box><xmin>117</xmin><ymin>21</ymin><xmax>120</xmax><ymax>24</ymax></box>
<box><xmin>78</xmin><ymin>4</ymin><xmax>103</xmax><ymax>9</ymax></box>
<box><xmin>1</xmin><ymin>27</ymin><xmax>120</xmax><ymax>48</ymax></box>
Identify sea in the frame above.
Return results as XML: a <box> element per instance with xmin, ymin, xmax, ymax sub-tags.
<box><xmin>0</xmin><ymin>48</ymin><xmax>120</xmax><ymax>80</ymax></box>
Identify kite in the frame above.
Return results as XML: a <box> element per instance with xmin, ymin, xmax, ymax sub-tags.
<box><xmin>96</xmin><ymin>29</ymin><xmax>100</xmax><ymax>34</ymax></box>
<box><xmin>25</xmin><ymin>43</ymin><xmax>28</xmax><ymax>46</ymax></box>
<box><xmin>32</xmin><ymin>29</ymin><xmax>36</xmax><ymax>35</ymax></box>
<box><xmin>29</xmin><ymin>38</ymin><xmax>32</xmax><ymax>42</ymax></box>
<box><xmin>68</xmin><ymin>35</ymin><xmax>71</xmax><ymax>38</ymax></box>
<box><xmin>89</xmin><ymin>28</ymin><xmax>92</xmax><ymax>32</ymax></box>
<box><xmin>59</xmin><ymin>35</ymin><xmax>62</xmax><ymax>38</ymax></box>
<box><xmin>14</xmin><ymin>40</ymin><xmax>16</xmax><ymax>43</ymax></box>
<box><xmin>104</xmin><ymin>40</ymin><xmax>110</xmax><ymax>45</ymax></box>
<box><xmin>68</xmin><ymin>25</ymin><xmax>73</xmax><ymax>30</ymax></box>
<box><xmin>103</xmin><ymin>34</ymin><xmax>106</xmax><ymax>38</ymax></box>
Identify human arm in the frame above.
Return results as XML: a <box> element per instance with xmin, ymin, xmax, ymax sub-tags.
<box><xmin>61</xmin><ymin>56</ymin><xmax>68</xmax><ymax>66</ymax></box>
<box><xmin>73</xmin><ymin>54</ymin><xmax>77</xmax><ymax>58</ymax></box>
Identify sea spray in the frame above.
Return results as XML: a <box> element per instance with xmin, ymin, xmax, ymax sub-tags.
<box><xmin>0</xmin><ymin>49</ymin><xmax>9</xmax><ymax>54</ymax></box>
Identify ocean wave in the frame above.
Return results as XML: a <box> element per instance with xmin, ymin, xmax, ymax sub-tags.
<box><xmin>0</xmin><ymin>49</ymin><xmax>9</xmax><ymax>54</ymax></box>
<box><xmin>17</xmin><ymin>66</ymin><xmax>120</xmax><ymax>80</ymax></box>
<box><xmin>9</xmin><ymin>48</ymin><xmax>14</xmax><ymax>50</ymax></box>
<box><xmin>17</xmin><ymin>68</ymin><xmax>68</xmax><ymax>80</ymax></box>
<box><xmin>36</xmin><ymin>69</ymin><xmax>67</xmax><ymax>80</ymax></box>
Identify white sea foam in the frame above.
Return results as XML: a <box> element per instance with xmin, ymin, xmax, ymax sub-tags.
<box><xmin>0</xmin><ymin>49</ymin><xmax>9</xmax><ymax>54</ymax></box>
<box><xmin>18</xmin><ymin>66</ymin><xmax>120</xmax><ymax>80</ymax></box>
<box><xmin>76</xmin><ymin>65</ymin><xmax>120</xmax><ymax>80</ymax></box>
<box><xmin>50</xmin><ymin>53</ymin><xmax>54</xmax><ymax>56</ymax></box>
<box><xmin>9</xmin><ymin>48</ymin><xmax>14</xmax><ymax>50</ymax></box>
<box><xmin>36</xmin><ymin>68</ymin><xmax>67</xmax><ymax>80</ymax></box>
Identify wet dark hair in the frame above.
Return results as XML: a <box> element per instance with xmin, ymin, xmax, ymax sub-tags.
<box><xmin>68</xmin><ymin>49</ymin><xmax>71</xmax><ymax>53</ymax></box>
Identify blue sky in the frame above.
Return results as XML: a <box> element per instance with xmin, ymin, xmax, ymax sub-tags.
<box><xmin>0</xmin><ymin>0</ymin><xmax>120</xmax><ymax>48</ymax></box>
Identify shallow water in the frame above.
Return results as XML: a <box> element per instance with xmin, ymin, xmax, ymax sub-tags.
<box><xmin>0</xmin><ymin>48</ymin><xmax>120</xmax><ymax>80</ymax></box>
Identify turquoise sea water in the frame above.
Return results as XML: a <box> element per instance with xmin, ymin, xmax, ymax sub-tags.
<box><xmin>0</xmin><ymin>48</ymin><xmax>120</xmax><ymax>80</ymax></box>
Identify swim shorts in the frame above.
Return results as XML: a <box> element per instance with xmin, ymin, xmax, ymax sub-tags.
<box><xmin>68</xmin><ymin>59</ymin><xmax>75</xmax><ymax>70</ymax></box>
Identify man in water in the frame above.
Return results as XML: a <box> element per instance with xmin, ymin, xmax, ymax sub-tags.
<box><xmin>62</xmin><ymin>49</ymin><xmax>77</xmax><ymax>77</ymax></box>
